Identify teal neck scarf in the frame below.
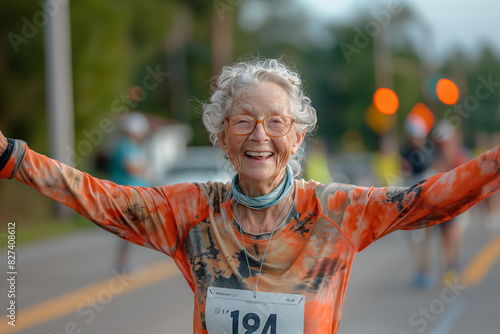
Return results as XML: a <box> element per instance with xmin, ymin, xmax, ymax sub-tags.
<box><xmin>231</xmin><ymin>164</ymin><xmax>294</xmax><ymax>210</ymax></box>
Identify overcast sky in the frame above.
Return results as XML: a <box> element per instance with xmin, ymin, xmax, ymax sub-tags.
<box><xmin>297</xmin><ymin>0</ymin><xmax>500</xmax><ymax>62</ymax></box>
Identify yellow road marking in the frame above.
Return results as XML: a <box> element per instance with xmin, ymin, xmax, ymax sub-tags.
<box><xmin>461</xmin><ymin>231</ymin><xmax>500</xmax><ymax>286</ymax></box>
<box><xmin>0</xmin><ymin>260</ymin><xmax>180</xmax><ymax>333</ymax></box>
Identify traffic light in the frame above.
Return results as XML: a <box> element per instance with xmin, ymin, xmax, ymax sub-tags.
<box><xmin>435</xmin><ymin>78</ymin><xmax>459</xmax><ymax>105</ymax></box>
<box><xmin>365</xmin><ymin>88</ymin><xmax>398</xmax><ymax>134</ymax></box>
<box><xmin>425</xmin><ymin>76</ymin><xmax>459</xmax><ymax>105</ymax></box>
<box><xmin>373</xmin><ymin>87</ymin><xmax>399</xmax><ymax>115</ymax></box>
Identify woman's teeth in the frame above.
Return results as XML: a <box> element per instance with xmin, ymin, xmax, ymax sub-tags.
<box><xmin>246</xmin><ymin>151</ymin><xmax>272</xmax><ymax>158</ymax></box>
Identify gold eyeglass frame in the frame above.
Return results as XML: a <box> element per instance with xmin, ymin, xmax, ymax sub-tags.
<box><xmin>225</xmin><ymin>115</ymin><xmax>296</xmax><ymax>137</ymax></box>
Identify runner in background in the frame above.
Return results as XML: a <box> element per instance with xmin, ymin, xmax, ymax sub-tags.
<box><xmin>109</xmin><ymin>112</ymin><xmax>151</xmax><ymax>273</ymax></box>
<box><xmin>474</xmin><ymin>131</ymin><xmax>500</xmax><ymax>232</ymax></box>
<box><xmin>400</xmin><ymin>117</ymin><xmax>435</xmax><ymax>289</ymax></box>
<box><xmin>431</xmin><ymin>121</ymin><xmax>471</xmax><ymax>287</ymax></box>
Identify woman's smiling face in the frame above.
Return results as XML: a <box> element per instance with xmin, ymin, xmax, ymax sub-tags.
<box><xmin>218</xmin><ymin>82</ymin><xmax>305</xmax><ymax>196</ymax></box>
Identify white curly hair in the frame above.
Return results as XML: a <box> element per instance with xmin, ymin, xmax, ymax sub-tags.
<box><xmin>202</xmin><ymin>57</ymin><xmax>317</xmax><ymax>176</ymax></box>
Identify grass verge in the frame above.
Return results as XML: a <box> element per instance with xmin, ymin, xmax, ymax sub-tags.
<box><xmin>10</xmin><ymin>214</ymin><xmax>93</xmax><ymax>245</ymax></box>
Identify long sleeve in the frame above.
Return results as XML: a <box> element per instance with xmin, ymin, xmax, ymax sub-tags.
<box><xmin>1</xmin><ymin>140</ymin><xmax>209</xmax><ymax>256</ymax></box>
<box><xmin>324</xmin><ymin>146</ymin><xmax>499</xmax><ymax>252</ymax></box>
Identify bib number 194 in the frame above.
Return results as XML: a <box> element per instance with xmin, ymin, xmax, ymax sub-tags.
<box><xmin>205</xmin><ymin>287</ymin><xmax>304</xmax><ymax>333</ymax></box>
<box><xmin>230</xmin><ymin>310</ymin><xmax>277</xmax><ymax>334</ymax></box>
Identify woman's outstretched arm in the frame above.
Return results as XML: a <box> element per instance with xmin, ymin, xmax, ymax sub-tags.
<box><xmin>0</xmin><ymin>132</ymin><xmax>207</xmax><ymax>256</ymax></box>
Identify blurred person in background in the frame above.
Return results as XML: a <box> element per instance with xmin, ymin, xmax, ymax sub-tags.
<box><xmin>109</xmin><ymin>111</ymin><xmax>151</xmax><ymax>274</ymax></box>
<box><xmin>486</xmin><ymin>133</ymin><xmax>500</xmax><ymax>231</ymax></box>
<box><xmin>1</xmin><ymin>58</ymin><xmax>499</xmax><ymax>334</ymax></box>
<box><xmin>474</xmin><ymin>131</ymin><xmax>500</xmax><ymax>232</ymax></box>
<box><xmin>400</xmin><ymin>116</ymin><xmax>435</xmax><ymax>186</ymax></box>
<box><xmin>400</xmin><ymin>117</ymin><xmax>436</xmax><ymax>289</ymax></box>
<box><xmin>430</xmin><ymin>121</ymin><xmax>471</xmax><ymax>286</ymax></box>
<box><xmin>109</xmin><ymin>112</ymin><xmax>151</xmax><ymax>188</ymax></box>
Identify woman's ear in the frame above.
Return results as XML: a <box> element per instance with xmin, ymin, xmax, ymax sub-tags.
<box><xmin>292</xmin><ymin>129</ymin><xmax>306</xmax><ymax>155</ymax></box>
<box><xmin>217</xmin><ymin>131</ymin><xmax>228</xmax><ymax>153</ymax></box>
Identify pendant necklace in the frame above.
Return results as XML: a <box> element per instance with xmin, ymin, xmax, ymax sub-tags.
<box><xmin>235</xmin><ymin>189</ymin><xmax>292</xmax><ymax>298</ymax></box>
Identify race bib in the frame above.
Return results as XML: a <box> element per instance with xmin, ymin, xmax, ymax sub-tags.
<box><xmin>206</xmin><ymin>287</ymin><xmax>305</xmax><ymax>334</ymax></box>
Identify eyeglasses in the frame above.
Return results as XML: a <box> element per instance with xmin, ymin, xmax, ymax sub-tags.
<box><xmin>226</xmin><ymin>115</ymin><xmax>296</xmax><ymax>137</ymax></box>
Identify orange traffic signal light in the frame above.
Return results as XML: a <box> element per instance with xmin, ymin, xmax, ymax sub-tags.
<box><xmin>373</xmin><ymin>88</ymin><xmax>399</xmax><ymax>115</ymax></box>
<box><xmin>436</xmin><ymin>78</ymin><xmax>459</xmax><ymax>105</ymax></box>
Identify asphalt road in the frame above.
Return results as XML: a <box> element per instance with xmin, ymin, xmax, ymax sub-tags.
<box><xmin>1</xmin><ymin>207</ymin><xmax>499</xmax><ymax>334</ymax></box>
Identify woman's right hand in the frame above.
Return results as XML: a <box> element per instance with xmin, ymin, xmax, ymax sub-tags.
<box><xmin>0</xmin><ymin>130</ymin><xmax>8</xmax><ymax>156</ymax></box>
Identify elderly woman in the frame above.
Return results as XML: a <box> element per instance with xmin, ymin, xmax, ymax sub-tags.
<box><xmin>0</xmin><ymin>58</ymin><xmax>499</xmax><ymax>334</ymax></box>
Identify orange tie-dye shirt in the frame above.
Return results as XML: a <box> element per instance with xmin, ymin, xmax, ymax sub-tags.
<box><xmin>2</xmin><ymin>141</ymin><xmax>499</xmax><ymax>333</ymax></box>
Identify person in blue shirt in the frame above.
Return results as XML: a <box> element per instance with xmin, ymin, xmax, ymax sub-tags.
<box><xmin>109</xmin><ymin>112</ymin><xmax>151</xmax><ymax>273</ymax></box>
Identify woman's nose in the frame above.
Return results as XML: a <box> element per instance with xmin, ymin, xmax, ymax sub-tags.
<box><xmin>249</xmin><ymin>121</ymin><xmax>269</xmax><ymax>141</ymax></box>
